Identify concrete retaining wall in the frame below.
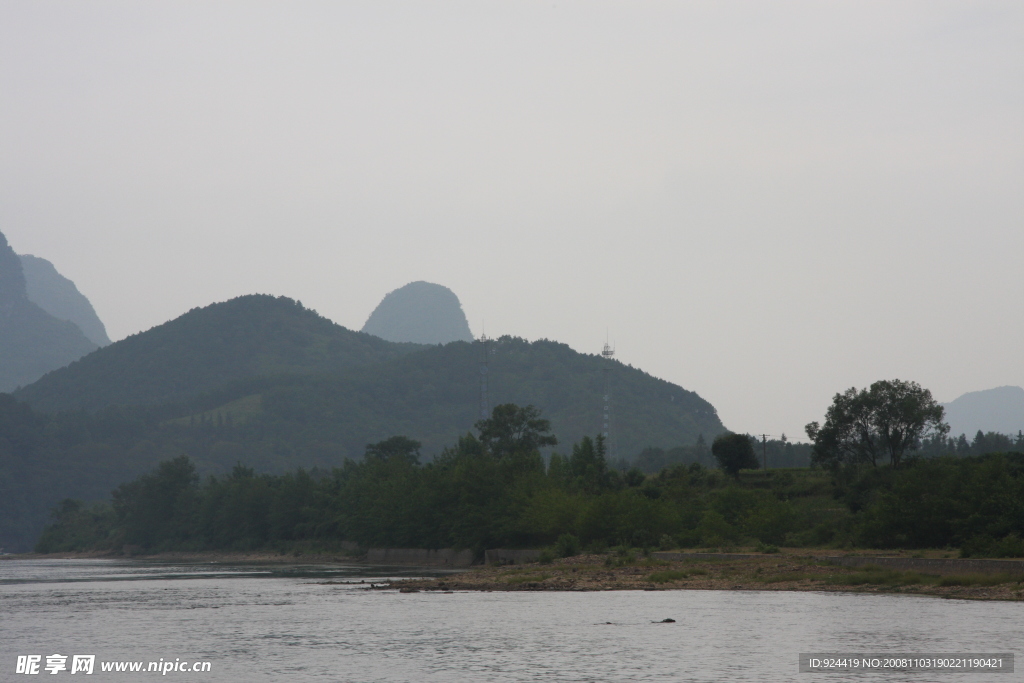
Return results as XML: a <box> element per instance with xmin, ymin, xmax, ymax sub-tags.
<box><xmin>825</xmin><ymin>556</ymin><xmax>1024</xmax><ymax>575</ymax></box>
<box><xmin>485</xmin><ymin>548</ymin><xmax>542</xmax><ymax>565</ymax></box>
<box><xmin>653</xmin><ymin>552</ymin><xmax>762</xmax><ymax>562</ymax></box>
<box><xmin>366</xmin><ymin>548</ymin><xmax>474</xmax><ymax>567</ymax></box>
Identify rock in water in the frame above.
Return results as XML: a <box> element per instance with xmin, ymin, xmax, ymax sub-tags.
<box><xmin>361</xmin><ymin>281</ymin><xmax>473</xmax><ymax>344</ymax></box>
<box><xmin>0</xmin><ymin>231</ymin><xmax>96</xmax><ymax>392</ymax></box>
<box><xmin>19</xmin><ymin>254</ymin><xmax>111</xmax><ymax>346</ymax></box>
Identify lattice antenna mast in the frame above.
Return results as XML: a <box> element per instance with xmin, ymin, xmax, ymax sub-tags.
<box><xmin>601</xmin><ymin>339</ymin><xmax>615</xmax><ymax>460</ymax></box>
<box><xmin>477</xmin><ymin>330</ymin><xmax>491</xmax><ymax>420</ymax></box>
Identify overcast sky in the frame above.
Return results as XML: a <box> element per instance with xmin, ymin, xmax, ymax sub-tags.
<box><xmin>2</xmin><ymin>1</ymin><xmax>1021</xmax><ymax>439</ymax></box>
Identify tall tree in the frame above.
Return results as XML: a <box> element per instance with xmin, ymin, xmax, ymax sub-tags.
<box><xmin>475</xmin><ymin>404</ymin><xmax>557</xmax><ymax>458</ymax></box>
<box><xmin>806</xmin><ymin>379</ymin><xmax>948</xmax><ymax>469</ymax></box>
<box><xmin>711</xmin><ymin>433</ymin><xmax>759</xmax><ymax>478</ymax></box>
<box><xmin>365</xmin><ymin>436</ymin><xmax>422</xmax><ymax>464</ymax></box>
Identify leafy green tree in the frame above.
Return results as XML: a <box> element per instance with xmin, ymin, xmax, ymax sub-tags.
<box><xmin>711</xmin><ymin>433</ymin><xmax>759</xmax><ymax>478</ymax></box>
<box><xmin>365</xmin><ymin>436</ymin><xmax>422</xmax><ymax>464</ymax></box>
<box><xmin>694</xmin><ymin>433</ymin><xmax>710</xmax><ymax>467</ymax></box>
<box><xmin>623</xmin><ymin>468</ymin><xmax>646</xmax><ymax>487</ymax></box>
<box><xmin>555</xmin><ymin>532</ymin><xmax>582</xmax><ymax>557</ymax></box>
<box><xmin>34</xmin><ymin>499</ymin><xmax>115</xmax><ymax>553</ymax></box>
<box><xmin>112</xmin><ymin>455</ymin><xmax>199</xmax><ymax>548</ymax></box>
<box><xmin>568</xmin><ymin>435</ymin><xmax>610</xmax><ymax>493</ymax></box>
<box><xmin>475</xmin><ymin>403</ymin><xmax>557</xmax><ymax>458</ymax></box>
<box><xmin>806</xmin><ymin>379</ymin><xmax>947</xmax><ymax>469</ymax></box>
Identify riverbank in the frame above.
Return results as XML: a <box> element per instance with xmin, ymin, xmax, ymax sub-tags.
<box><xmin>7</xmin><ymin>548</ymin><xmax>1024</xmax><ymax>601</ymax></box>
<box><xmin>384</xmin><ymin>552</ymin><xmax>1024</xmax><ymax>601</ymax></box>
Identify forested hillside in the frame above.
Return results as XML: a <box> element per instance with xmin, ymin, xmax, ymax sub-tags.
<box><xmin>164</xmin><ymin>335</ymin><xmax>725</xmax><ymax>462</ymax></box>
<box><xmin>15</xmin><ymin>295</ymin><xmax>422</xmax><ymax>412</ymax></box>
<box><xmin>1</xmin><ymin>330</ymin><xmax>726</xmax><ymax>551</ymax></box>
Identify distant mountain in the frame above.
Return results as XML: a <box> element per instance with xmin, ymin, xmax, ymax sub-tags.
<box><xmin>19</xmin><ymin>254</ymin><xmax>111</xmax><ymax>347</ymax></box>
<box><xmin>14</xmin><ymin>294</ymin><xmax>422</xmax><ymax>412</ymax></box>
<box><xmin>0</xmin><ymin>231</ymin><xmax>97</xmax><ymax>392</ymax></box>
<box><xmin>362</xmin><ymin>281</ymin><xmax>474</xmax><ymax>344</ymax></box>
<box><xmin>943</xmin><ymin>386</ymin><xmax>1024</xmax><ymax>437</ymax></box>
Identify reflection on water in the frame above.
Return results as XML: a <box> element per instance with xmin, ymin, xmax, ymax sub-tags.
<box><xmin>1</xmin><ymin>559</ymin><xmax>1021</xmax><ymax>682</ymax></box>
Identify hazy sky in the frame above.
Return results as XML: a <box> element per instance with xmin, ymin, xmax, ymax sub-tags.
<box><xmin>2</xmin><ymin>1</ymin><xmax>1022</xmax><ymax>439</ymax></box>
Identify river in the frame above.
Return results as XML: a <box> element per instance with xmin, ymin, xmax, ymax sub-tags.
<box><xmin>1</xmin><ymin>559</ymin><xmax>1019</xmax><ymax>682</ymax></box>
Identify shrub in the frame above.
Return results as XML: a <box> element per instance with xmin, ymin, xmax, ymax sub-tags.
<box><xmin>604</xmin><ymin>546</ymin><xmax>637</xmax><ymax>567</ymax></box>
<box><xmin>938</xmin><ymin>573</ymin><xmax>1024</xmax><ymax>587</ymax></box>
<box><xmin>555</xmin><ymin>533</ymin><xmax>582</xmax><ymax>558</ymax></box>
<box><xmin>828</xmin><ymin>567</ymin><xmax>934</xmax><ymax>586</ymax></box>
<box><xmin>505</xmin><ymin>573</ymin><xmax>550</xmax><ymax>585</ymax></box>
<box><xmin>960</xmin><ymin>534</ymin><xmax>1024</xmax><ymax>559</ymax></box>
<box><xmin>648</xmin><ymin>570</ymin><xmax>689</xmax><ymax>584</ymax></box>
<box><xmin>537</xmin><ymin>548</ymin><xmax>555</xmax><ymax>564</ymax></box>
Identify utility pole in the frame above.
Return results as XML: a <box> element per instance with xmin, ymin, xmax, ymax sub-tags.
<box><xmin>761</xmin><ymin>434</ymin><xmax>768</xmax><ymax>473</ymax></box>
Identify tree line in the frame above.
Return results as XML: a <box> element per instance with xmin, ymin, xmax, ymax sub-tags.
<box><xmin>37</xmin><ymin>398</ymin><xmax>1024</xmax><ymax>559</ymax></box>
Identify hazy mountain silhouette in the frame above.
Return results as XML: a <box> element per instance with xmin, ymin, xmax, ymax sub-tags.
<box><xmin>362</xmin><ymin>281</ymin><xmax>474</xmax><ymax>344</ymax></box>
<box><xmin>943</xmin><ymin>386</ymin><xmax>1024</xmax><ymax>437</ymax></box>
<box><xmin>14</xmin><ymin>294</ymin><xmax>422</xmax><ymax>412</ymax></box>
<box><xmin>0</xmin><ymin>231</ymin><xmax>97</xmax><ymax>392</ymax></box>
<box><xmin>19</xmin><ymin>254</ymin><xmax>111</xmax><ymax>347</ymax></box>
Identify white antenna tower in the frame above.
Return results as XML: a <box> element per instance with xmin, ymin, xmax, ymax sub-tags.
<box><xmin>601</xmin><ymin>336</ymin><xmax>615</xmax><ymax>459</ymax></box>
<box><xmin>477</xmin><ymin>330</ymin><xmax>491</xmax><ymax>420</ymax></box>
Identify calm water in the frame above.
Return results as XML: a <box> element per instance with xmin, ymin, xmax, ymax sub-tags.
<box><xmin>1</xmin><ymin>559</ymin><xmax>1020</xmax><ymax>682</ymax></box>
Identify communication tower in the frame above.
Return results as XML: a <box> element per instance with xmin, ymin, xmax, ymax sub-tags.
<box><xmin>477</xmin><ymin>333</ymin><xmax>491</xmax><ymax>419</ymax></box>
<box><xmin>601</xmin><ymin>340</ymin><xmax>615</xmax><ymax>459</ymax></box>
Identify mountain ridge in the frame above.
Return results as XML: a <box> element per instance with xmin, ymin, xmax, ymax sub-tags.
<box><xmin>19</xmin><ymin>254</ymin><xmax>111</xmax><ymax>346</ymax></box>
<box><xmin>0</xmin><ymin>231</ymin><xmax>97</xmax><ymax>392</ymax></box>
<box><xmin>14</xmin><ymin>294</ymin><xmax>422</xmax><ymax>412</ymax></box>
<box><xmin>943</xmin><ymin>386</ymin><xmax>1024</xmax><ymax>437</ymax></box>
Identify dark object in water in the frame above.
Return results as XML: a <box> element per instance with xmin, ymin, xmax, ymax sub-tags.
<box><xmin>657</xmin><ymin>618</ymin><xmax>676</xmax><ymax>623</ymax></box>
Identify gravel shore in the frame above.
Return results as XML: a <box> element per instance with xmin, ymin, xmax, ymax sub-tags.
<box><xmin>383</xmin><ymin>553</ymin><xmax>1024</xmax><ymax>602</ymax></box>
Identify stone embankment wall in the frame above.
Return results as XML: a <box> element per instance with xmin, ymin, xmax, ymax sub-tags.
<box><xmin>653</xmin><ymin>552</ymin><xmax>762</xmax><ymax>562</ymax></box>
<box><xmin>485</xmin><ymin>549</ymin><xmax>541</xmax><ymax>565</ymax></box>
<box><xmin>366</xmin><ymin>548</ymin><xmax>474</xmax><ymax>567</ymax></box>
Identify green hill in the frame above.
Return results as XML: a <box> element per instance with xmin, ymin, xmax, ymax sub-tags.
<box><xmin>14</xmin><ymin>294</ymin><xmax>422</xmax><ymax>412</ymax></box>
<box><xmin>162</xmin><ymin>335</ymin><xmax>725</xmax><ymax>465</ymax></box>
